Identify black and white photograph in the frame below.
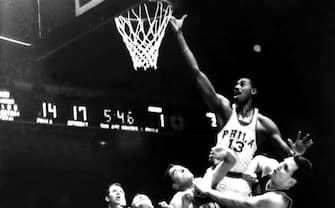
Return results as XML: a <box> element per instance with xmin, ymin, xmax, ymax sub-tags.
<box><xmin>0</xmin><ymin>0</ymin><xmax>332</xmax><ymax>208</ymax></box>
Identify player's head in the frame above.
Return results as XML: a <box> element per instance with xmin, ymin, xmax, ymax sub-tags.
<box><xmin>105</xmin><ymin>183</ymin><xmax>127</xmax><ymax>207</ymax></box>
<box><xmin>167</xmin><ymin>164</ymin><xmax>194</xmax><ymax>190</ymax></box>
<box><xmin>233</xmin><ymin>77</ymin><xmax>257</xmax><ymax>104</ymax></box>
<box><xmin>131</xmin><ymin>194</ymin><xmax>153</xmax><ymax>208</ymax></box>
<box><xmin>270</xmin><ymin>155</ymin><xmax>312</xmax><ymax>190</ymax></box>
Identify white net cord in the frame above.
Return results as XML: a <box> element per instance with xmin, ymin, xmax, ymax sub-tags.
<box><xmin>114</xmin><ymin>1</ymin><xmax>173</xmax><ymax>70</ymax></box>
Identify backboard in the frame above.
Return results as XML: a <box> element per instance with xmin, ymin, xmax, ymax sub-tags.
<box><xmin>36</xmin><ymin>0</ymin><xmax>142</xmax><ymax>60</ymax></box>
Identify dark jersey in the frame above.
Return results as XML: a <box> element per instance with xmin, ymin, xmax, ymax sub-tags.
<box><xmin>252</xmin><ymin>175</ymin><xmax>293</xmax><ymax>208</ymax></box>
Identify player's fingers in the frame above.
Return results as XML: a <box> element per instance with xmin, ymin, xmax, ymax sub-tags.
<box><xmin>302</xmin><ymin>133</ymin><xmax>311</xmax><ymax>142</ymax></box>
<box><xmin>296</xmin><ymin>131</ymin><xmax>302</xmax><ymax>141</ymax></box>
<box><xmin>305</xmin><ymin>139</ymin><xmax>313</xmax><ymax>148</ymax></box>
<box><xmin>181</xmin><ymin>14</ymin><xmax>188</xmax><ymax>21</ymax></box>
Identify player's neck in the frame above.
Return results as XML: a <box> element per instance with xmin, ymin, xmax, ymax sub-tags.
<box><xmin>266</xmin><ymin>180</ymin><xmax>278</xmax><ymax>191</ymax></box>
<box><xmin>180</xmin><ymin>181</ymin><xmax>193</xmax><ymax>191</ymax></box>
<box><xmin>236</xmin><ymin>102</ymin><xmax>254</xmax><ymax>123</ymax></box>
<box><xmin>109</xmin><ymin>204</ymin><xmax>124</xmax><ymax>208</ymax></box>
<box><xmin>267</xmin><ymin>179</ymin><xmax>286</xmax><ymax>191</ymax></box>
<box><xmin>236</xmin><ymin>100</ymin><xmax>254</xmax><ymax>115</ymax></box>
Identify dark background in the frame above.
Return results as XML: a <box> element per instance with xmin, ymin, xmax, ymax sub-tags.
<box><xmin>0</xmin><ymin>0</ymin><xmax>333</xmax><ymax>207</ymax></box>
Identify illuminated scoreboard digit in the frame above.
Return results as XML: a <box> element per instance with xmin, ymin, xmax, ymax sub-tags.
<box><xmin>206</xmin><ymin>112</ymin><xmax>217</xmax><ymax>128</ymax></box>
<box><xmin>67</xmin><ymin>105</ymin><xmax>89</xmax><ymax>127</ymax></box>
<box><xmin>100</xmin><ymin>109</ymin><xmax>137</xmax><ymax>131</ymax></box>
<box><xmin>36</xmin><ymin>102</ymin><xmax>57</xmax><ymax>124</ymax></box>
<box><xmin>146</xmin><ymin>106</ymin><xmax>165</xmax><ymax>133</ymax></box>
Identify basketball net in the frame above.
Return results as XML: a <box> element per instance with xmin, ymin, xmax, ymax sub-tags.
<box><xmin>114</xmin><ymin>0</ymin><xmax>173</xmax><ymax>70</ymax></box>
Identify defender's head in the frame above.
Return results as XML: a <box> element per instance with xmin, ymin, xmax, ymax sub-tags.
<box><xmin>270</xmin><ymin>155</ymin><xmax>312</xmax><ymax>190</ymax></box>
<box><xmin>167</xmin><ymin>164</ymin><xmax>194</xmax><ymax>191</ymax></box>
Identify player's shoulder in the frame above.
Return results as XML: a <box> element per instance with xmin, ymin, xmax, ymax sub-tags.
<box><xmin>257</xmin><ymin>113</ymin><xmax>273</xmax><ymax>124</ymax></box>
<box><xmin>264</xmin><ymin>191</ymin><xmax>291</xmax><ymax>206</ymax></box>
<box><xmin>257</xmin><ymin>113</ymin><xmax>279</xmax><ymax>132</ymax></box>
<box><xmin>170</xmin><ymin>191</ymin><xmax>190</xmax><ymax>204</ymax></box>
<box><xmin>254</xmin><ymin>191</ymin><xmax>290</xmax><ymax>208</ymax></box>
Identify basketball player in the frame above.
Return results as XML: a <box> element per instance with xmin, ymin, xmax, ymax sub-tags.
<box><xmin>105</xmin><ymin>183</ymin><xmax>127</xmax><ymax>208</ymax></box>
<box><xmin>131</xmin><ymin>194</ymin><xmax>154</xmax><ymax>208</ymax></box>
<box><xmin>193</xmin><ymin>153</ymin><xmax>312</xmax><ymax>208</ymax></box>
<box><xmin>169</xmin><ymin>15</ymin><xmax>313</xmax><ymax>197</ymax></box>
<box><xmin>159</xmin><ymin>147</ymin><xmax>236</xmax><ymax>208</ymax></box>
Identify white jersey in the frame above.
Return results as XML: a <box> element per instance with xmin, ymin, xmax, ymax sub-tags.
<box><xmin>216</xmin><ymin>104</ymin><xmax>258</xmax><ymax>197</ymax></box>
<box><xmin>216</xmin><ymin>104</ymin><xmax>258</xmax><ymax>173</ymax></box>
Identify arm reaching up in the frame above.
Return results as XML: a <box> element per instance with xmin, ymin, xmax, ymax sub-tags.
<box><xmin>209</xmin><ymin>146</ymin><xmax>236</xmax><ymax>188</ymax></box>
<box><xmin>170</xmin><ymin>15</ymin><xmax>232</xmax><ymax>128</ymax></box>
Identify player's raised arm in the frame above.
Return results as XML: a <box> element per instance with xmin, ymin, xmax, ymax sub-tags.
<box><xmin>209</xmin><ymin>146</ymin><xmax>236</xmax><ymax>188</ymax></box>
<box><xmin>259</xmin><ymin>115</ymin><xmax>313</xmax><ymax>157</ymax></box>
<box><xmin>170</xmin><ymin>15</ymin><xmax>231</xmax><ymax>127</ymax></box>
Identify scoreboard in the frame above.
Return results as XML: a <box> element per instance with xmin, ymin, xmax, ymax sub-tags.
<box><xmin>1</xmin><ymin>89</ymin><xmax>217</xmax><ymax>135</ymax></box>
<box><xmin>35</xmin><ymin>102</ymin><xmax>164</xmax><ymax>133</ymax></box>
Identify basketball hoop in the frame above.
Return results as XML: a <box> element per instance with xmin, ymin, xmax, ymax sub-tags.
<box><xmin>114</xmin><ymin>0</ymin><xmax>173</xmax><ymax>70</ymax></box>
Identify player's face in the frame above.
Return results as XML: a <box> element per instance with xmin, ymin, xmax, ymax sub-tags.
<box><xmin>168</xmin><ymin>165</ymin><xmax>194</xmax><ymax>186</ymax></box>
<box><xmin>131</xmin><ymin>194</ymin><xmax>153</xmax><ymax>208</ymax></box>
<box><xmin>233</xmin><ymin>78</ymin><xmax>255</xmax><ymax>104</ymax></box>
<box><xmin>271</xmin><ymin>157</ymin><xmax>298</xmax><ymax>189</ymax></box>
<box><xmin>107</xmin><ymin>184</ymin><xmax>126</xmax><ymax>206</ymax></box>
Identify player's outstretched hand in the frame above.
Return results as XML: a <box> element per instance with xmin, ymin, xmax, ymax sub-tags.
<box><xmin>170</xmin><ymin>15</ymin><xmax>188</xmax><ymax>33</ymax></box>
<box><xmin>288</xmin><ymin>131</ymin><xmax>314</xmax><ymax>155</ymax></box>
